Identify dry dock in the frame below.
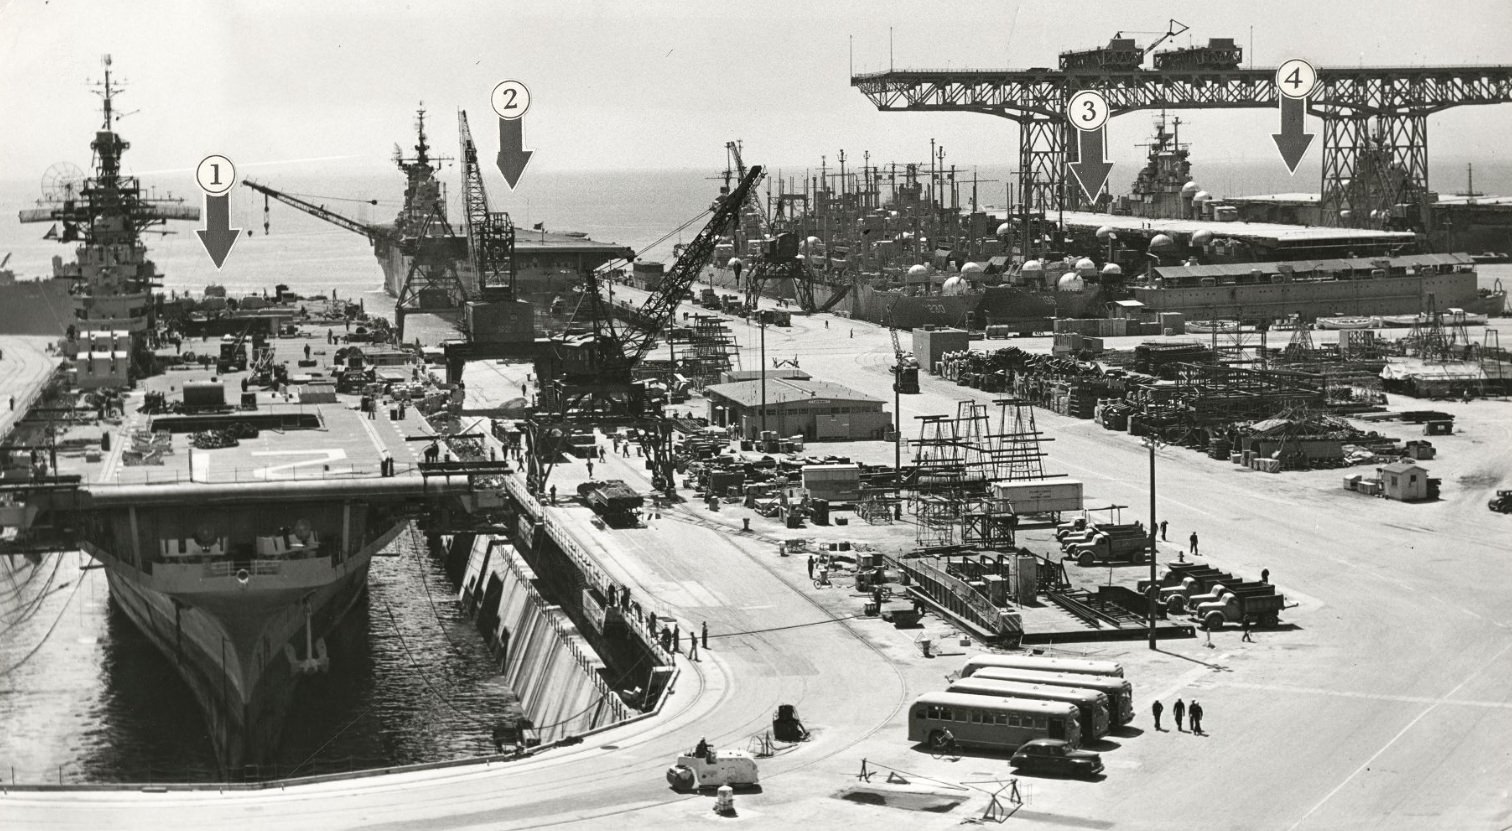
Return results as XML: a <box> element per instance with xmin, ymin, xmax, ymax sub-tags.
<box><xmin>6</xmin><ymin>293</ymin><xmax>1512</xmax><ymax>829</ymax></box>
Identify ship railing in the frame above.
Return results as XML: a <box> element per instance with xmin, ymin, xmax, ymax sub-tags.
<box><xmin>116</xmin><ymin>461</ymin><xmax>420</xmax><ymax>485</ymax></box>
<box><xmin>203</xmin><ymin>559</ymin><xmax>283</xmax><ymax>578</ymax></box>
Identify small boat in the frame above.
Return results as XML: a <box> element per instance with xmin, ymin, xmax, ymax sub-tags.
<box><xmin>1316</xmin><ymin>316</ymin><xmax>1375</xmax><ymax>330</ymax></box>
<box><xmin>1185</xmin><ymin>319</ymin><xmax>1239</xmax><ymax>334</ymax></box>
<box><xmin>1375</xmin><ymin>312</ymin><xmax>1488</xmax><ymax>328</ymax></box>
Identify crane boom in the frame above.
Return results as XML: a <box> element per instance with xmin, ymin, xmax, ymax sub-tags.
<box><xmin>620</xmin><ymin>164</ymin><xmax>765</xmax><ymax>365</ymax></box>
<box><xmin>457</xmin><ymin>110</ymin><xmax>517</xmax><ymax>297</ymax></box>
<box><xmin>242</xmin><ymin>179</ymin><xmax>397</xmax><ymax>246</ymax></box>
<box><xmin>1116</xmin><ymin>18</ymin><xmax>1189</xmax><ymax>55</ymax></box>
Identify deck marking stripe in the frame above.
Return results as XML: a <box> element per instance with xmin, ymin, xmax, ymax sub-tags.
<box><xmin>1222</xmin><ymin>680</ymin><xmax>1512</xmax><ymax>711</ymax></box>
<box><xmin>1286</xmin><ymin>636</ymin><xmax>1512</xmax><ymax>829</ymax></box>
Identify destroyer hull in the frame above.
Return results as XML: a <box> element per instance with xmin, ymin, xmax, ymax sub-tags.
<box><xmin>94</xmin><ymin>545</ymin><xmax>375</xmax><ymax>772</ymax></box>
<box><xmin>702</xmin><ymin>265</ymin><xmax>1101</xmax><ymax>329</ymax></box>
<box><xmin>1132</xmin><ymin>270</ymin><xmax>1505</xmax><ymax>320</ymax></box>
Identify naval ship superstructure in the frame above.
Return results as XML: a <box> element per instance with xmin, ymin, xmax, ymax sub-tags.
<box><xmin>700</xmin><ymin>150</ymin><xmax>1102</xmax><ymax>330</ymax></box>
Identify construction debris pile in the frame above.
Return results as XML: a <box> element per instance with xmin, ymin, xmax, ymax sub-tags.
<box><xmin>190</xmin><ymin>422</ymin><xmax>259</xmax><ymax>450</ymax></box>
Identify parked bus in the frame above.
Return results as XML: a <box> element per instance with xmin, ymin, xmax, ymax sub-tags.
<box><xmin>970</xmin><ymin>667</ymin><xmax>1135</xmax><ymax>726</ymax></box>
<box><xmin>961</xmin><ymin>653</ymin><xmax>1124</xmax><ymax>679</ymax></box>
<box><xmin>948</xmin><ymin>676</ymin><xmax>1111</xmax><ymax>739</ymax></box>
<box><xmin>908</xmin><ymin>691</ymin><xmax>1083</xmax><ymax>752</ymax></box>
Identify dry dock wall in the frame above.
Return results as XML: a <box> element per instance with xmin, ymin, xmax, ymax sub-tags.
<box><xmin>459</xmin><ymin>536</ymin><xmax>630</xmax><ymax>744</ymax></box>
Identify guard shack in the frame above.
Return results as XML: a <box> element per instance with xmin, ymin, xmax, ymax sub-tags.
<box><xmin>1380</xmin><ymin>460</ymin><xmax>1430</xmax><ymax>502</ymax></box>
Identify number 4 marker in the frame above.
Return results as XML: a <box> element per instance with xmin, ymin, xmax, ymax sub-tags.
<box><xmin>1273</xmin><ymin>60</ymin><xmax>1317</xmax><ymax>175</ymax></box>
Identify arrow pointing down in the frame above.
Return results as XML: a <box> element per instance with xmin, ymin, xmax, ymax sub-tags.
<box><xmin>196</xmin><ymin>194</ymin><xmax>240</xmax><ymax>269</ymax></box>
<box><xmin>497</xmin><ymin>117</ymin><xmax>533</xmax><ymax>189</ymax></box>
<box><xmin>1272</xmin><ymin>95</ymin><xmax>1315</xmax><ymax>175</ymax></box>
<box><xmin>1068</xmin><ymin>126</ymin><xmax>1113</xmax><ymax>204</ymax></box>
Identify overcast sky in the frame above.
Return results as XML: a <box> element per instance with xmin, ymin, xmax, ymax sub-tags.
<box><xmin>2</xmin><ymin>0</ymin><xmax>1511</xmax><ymax>184</ymax></box>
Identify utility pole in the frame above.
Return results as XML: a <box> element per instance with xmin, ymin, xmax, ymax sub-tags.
<box><xmin>760</xmin><ymin>317</ymin><xmax>767</xmax><ymax>438</ymax></box>
<box><xmin>1145</xmin><ymin>435</ymin><xmax>1162</xmax><ymax>649</ymax></box>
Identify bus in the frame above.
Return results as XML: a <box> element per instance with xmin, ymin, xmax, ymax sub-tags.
<box><xmin>961</xmin><ymin>653</ymin><xmax>1124</xmax><ymax>679</ymax></box>
<box><xmin>970</xmin><ymin>667</ymin><xmax>1135</xmax><ymax>726</ymax></box>
<box><xmin>908</xmin><ymin>691</ymin><xmax>1083</xmax><ymax>752</ymax></box>
<box><xmin>948</xmin><ymin>676</ymin><xmax>1111</xmax><ymax>739</ymax></box>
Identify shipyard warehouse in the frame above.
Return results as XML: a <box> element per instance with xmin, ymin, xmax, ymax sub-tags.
<box><xmin>3</xmin><ymin>4</ymin><xmax>1512</xmax><ymax>831</ymax></box>
<box><xmin>703</xmin><ymin>377</ymin><xmax>891</xmax><ymax>440</ymax></box>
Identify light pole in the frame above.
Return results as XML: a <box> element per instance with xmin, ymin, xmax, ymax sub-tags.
<box><xmin>759</xmin><ymin>317</ymin><xmax>767</xmax><ymax>440</ymax></box>
<box><xmin>1143</xmin><ymin>434</ymin><xmax>1165</xmax><ymax>649</ymax></box>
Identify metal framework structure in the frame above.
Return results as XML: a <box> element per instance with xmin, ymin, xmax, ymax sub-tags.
<box><xmin>852</xmin><ymin>63</ymin><xmax>1512</xmax><ymax>229</ymax></box>
<box><xmin>244</xmin><ymin>178</ymin><xmax>463</xmax><ymax>341</ymax></box>
<box><xmin>457</xmin><ymin>110</ymin><xmax>517</xmax><ymax>298</ymax></box>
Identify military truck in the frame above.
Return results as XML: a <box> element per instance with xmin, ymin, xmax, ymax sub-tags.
<box><xmin>1063</xmin><ymin>525</ymin><xmax>1150</xmax><ymax>566</ymax></box>
<box><xmin>1192</xmin><ymin>582</ymin><xmax>1285</xmax><ymax>629</ymax></box>
<box><xmin>578</xmin><ymin>480</ymin><xmax>644</xmax><ymax>526</ymax></box>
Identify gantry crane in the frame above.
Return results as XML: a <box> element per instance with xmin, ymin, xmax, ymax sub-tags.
<box><xmin>520</xmin><ymin>164</ymin><xmax>766</xmax><ymax>499</ymax></box>
<box><xmin>457</xmin><ymin>109</ymin><xmax>518</xmax><ymax>300</ymax></box>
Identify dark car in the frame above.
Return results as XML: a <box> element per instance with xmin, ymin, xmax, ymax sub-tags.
<box><xmin>1010</xmin><ymin>739</ymin><xmax>1104</xmax><ymax>777</ymax></box>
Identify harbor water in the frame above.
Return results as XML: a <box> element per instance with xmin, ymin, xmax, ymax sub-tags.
<box><xmin>0</xmin><ymin>530</ymin><xmax>521</xmax><ymax>783</ymax></box>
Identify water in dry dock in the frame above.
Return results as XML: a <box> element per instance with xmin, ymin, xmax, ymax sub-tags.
<box><xmin>0</xmin><ymin>529</ymin><xmax>520</xmax><ymax>784</ymax></box>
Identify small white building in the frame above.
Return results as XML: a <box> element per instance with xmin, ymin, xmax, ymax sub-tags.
<box><xmin>1379</xmin><ymin>460</ymin><xmax>1429</xmax><ymax>502</ymax></box>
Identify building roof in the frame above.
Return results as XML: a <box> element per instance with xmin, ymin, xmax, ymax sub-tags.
<box><xmin>704</xmin><ymin>378</ymin><xmax>885</xmax><ymax>408</ymax></box>
<box><xmin>1381</xmin><ymin>460</ymin><xmax>1427</xmax><ymax>474</ymax></box>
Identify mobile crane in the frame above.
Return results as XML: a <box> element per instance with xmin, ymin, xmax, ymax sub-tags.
<box><xmin>521</xmin><ymin>165</ymin><xmax>766</xmax><ymax>499</ymax></box>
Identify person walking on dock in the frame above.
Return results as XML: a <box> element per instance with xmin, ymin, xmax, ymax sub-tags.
<box><xmin>701</xmin><ymin>621</ymin><xmax>708</xmax><ymax>650</ymax></box>
<box><xmin>598</xmin><ymin>445</ymin><xmax>607</xmax><ymax>463</ymax></box>
<box><xmin>1173</xmin><ymin>698</ymin><xmax>1186</xmax><ymax>732</ymax></box>
<box><xmin>1241</xmin><ymin>617</ymin><xmax>1254</xmax><ymax>643</ymax></box>
<box><xmin>586</xmin><ymin>459</ymin><xmax>595</xmax><ymax>478</ymax></box>
<box><xmin>1159</xmin><ymin>520</ymin><xmax>1168</xmax><ymax>541</ymax></box>
<box><xmin>1189</xmin><ymin>701</ymin><xmax>1204</xmax><ymax>735</ymax></box>
<box><xmin>1189</xmin><ymin>531</ymin><xmax>1199</xmax><ymax>557</ymax></box>
<box><xmin>688</xmin><ymin>626</ymin><xmax>700</xmax><ymax>660</ymax></box>
<box><xmin>672</xmin><ymin>623</ymin><xmax>681</xmax><ymax>653</ymax></box>
<box><xmin>807</xmin><ymin>554</ymin><xmax>815</xmax><ymax>580</ymax></box>
<box><xmin>1152</xmin><ymin>700</ymin><xmax>1164</xmax><ymax>731</ymax></box>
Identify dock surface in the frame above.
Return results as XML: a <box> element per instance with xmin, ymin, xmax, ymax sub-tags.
<box><xmin>7</xmin><ymin>297</ymin><xmax>1512</xmax><ymax>829</ymax></box>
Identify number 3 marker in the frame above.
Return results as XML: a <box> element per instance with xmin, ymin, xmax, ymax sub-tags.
<box><xmin>1066</xmin><ymin>90</ymin><xmax>1108</xmax><ymax>132</ymax></box>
